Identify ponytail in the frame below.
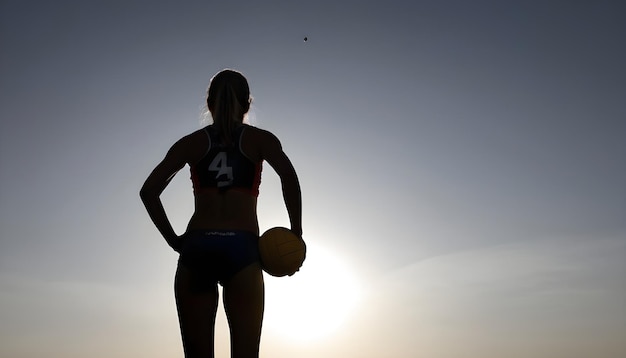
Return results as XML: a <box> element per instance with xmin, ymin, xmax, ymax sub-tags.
<box><xmin>207</xmin><ymin>69</ymin><xmax>251</xmax><ymax>145</ymax></box>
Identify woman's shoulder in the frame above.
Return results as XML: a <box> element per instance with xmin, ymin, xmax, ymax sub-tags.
<box><xmin>240</xmin><ymin>124</ymin><xmax>283</xmax><ymax>162</ymax></box>
<box><xmin>169</xmin><ymin>128</ymin><xmax>210</xmax><ymax>164</ymax></box>
<box><xmin>242</xmin><ymin>124</ymin><xmax>280</xmax><ymax>143</ymax></box>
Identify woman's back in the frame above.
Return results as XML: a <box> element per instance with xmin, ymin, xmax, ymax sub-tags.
<box><xmin>185</xmin><ymin>124</ymin><xmax>279</xmax><ymax>234</ymax></box>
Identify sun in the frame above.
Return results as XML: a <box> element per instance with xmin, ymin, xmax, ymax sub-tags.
<box><xmin>263</xmin><ymin>243</ymin><xmax>362</xmax><ymax>342</ymax></box>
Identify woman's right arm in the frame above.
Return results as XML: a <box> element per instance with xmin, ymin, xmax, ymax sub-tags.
<box><xmin>262</xmin><ymin>132</ymin><xmax>303</xmax><ymax>237</ymax></box>
<box><xmin>139</xmin><ymin>138</ymin><xmax>189</xmax><ymax>251</ymax></box>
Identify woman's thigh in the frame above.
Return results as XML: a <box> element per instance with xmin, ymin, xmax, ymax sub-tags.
<box><xmin>175</xmin><ymin>264</ymin><xmax>219</xmax><ymax>358</ymax></box>
<box><xmin>223</xmin><ymin>263</ymin><xmax>264</xmax><ymax>358</ymax></box>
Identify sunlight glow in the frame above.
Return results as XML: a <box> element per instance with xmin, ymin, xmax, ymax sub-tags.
<box><xmin>263</xmin><ymin>243</ymin><xmax>362</xmax><ymax>342</ymax></box>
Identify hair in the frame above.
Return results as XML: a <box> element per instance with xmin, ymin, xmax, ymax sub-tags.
<box><xmin>206</xmin><ymin>69</ymin><xmax>251</xmax><ymax>144</ymax></box>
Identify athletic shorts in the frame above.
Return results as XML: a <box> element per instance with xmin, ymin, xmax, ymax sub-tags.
<box><xmin>178</xmin><ymin>230</ymin><xmax>260</xmax><ymax>289</ymax></box>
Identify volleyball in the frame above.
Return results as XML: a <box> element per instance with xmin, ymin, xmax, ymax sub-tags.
<box><xmin>259</xmin><ymin>227</ymin><xmax>306</xmax><ymax>277</ymax></box>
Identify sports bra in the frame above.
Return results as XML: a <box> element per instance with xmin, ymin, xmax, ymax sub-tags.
<box><xmin>190</xmin><ymin>124</ymin><xmax>262</xmax><ymax>196</ymax></box>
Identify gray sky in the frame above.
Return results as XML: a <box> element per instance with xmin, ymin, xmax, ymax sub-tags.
<box><xmin>1</xmin><ymin>1</ymin><xmax>625</xmax><ymax>357</ymax></box>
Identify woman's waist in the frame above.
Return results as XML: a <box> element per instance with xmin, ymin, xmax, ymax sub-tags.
<box><xmin>187</xmin><ymin>215</ymin><xmax>259</xmax><ymax>235</ymax></box>
<box><xmin>183</xmin><ymin>229</ymin><xmax>259</xmax><ymax>239</ymax></box>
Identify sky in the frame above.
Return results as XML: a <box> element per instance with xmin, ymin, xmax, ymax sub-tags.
<box><xmin>1</xmin><ymin>0</ymin><xmax>625</xmax><ymax>357</ymax></box>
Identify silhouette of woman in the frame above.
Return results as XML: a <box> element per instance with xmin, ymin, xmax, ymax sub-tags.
<box><xmin>140</xmin><ymin>69</ymin><xmax>303</xmax><ymax>358</ymax></box>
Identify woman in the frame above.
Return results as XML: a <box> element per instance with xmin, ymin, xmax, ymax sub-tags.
<box><xmin>140</xmin><ymin>69</ymin><xmax>302</xmax><ymax>358</ymax></box>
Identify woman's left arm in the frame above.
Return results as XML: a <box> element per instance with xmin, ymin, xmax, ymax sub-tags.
<box><xmin>139</xmin><ymin>138</ymin><xmax>189</xmax><ymax>252</ymax></box>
